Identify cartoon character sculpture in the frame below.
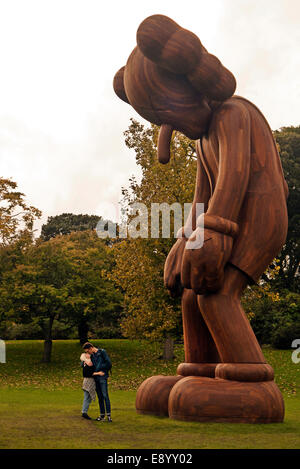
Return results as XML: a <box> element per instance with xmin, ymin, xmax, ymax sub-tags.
<box><xmin>113</xmin><ymin>14</ymin><xmax>288</xmax><ymax>423</ymax></box>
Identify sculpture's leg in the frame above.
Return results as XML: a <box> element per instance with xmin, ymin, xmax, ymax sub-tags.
<box><xmin>168</xmin><ymin>265</ymin><xmax>284</xmax><ymax>423</ymax></box>
<box><xmin>198</xmin><ymin>264</ymin><xmax>265</xmax><ymax>368</ymax></box>
<box><xmin>136</xmin><ymin>288</ymin><xmax>221</xmax><ymax>416</ymax></box>
<box><xmin>177</xmin><ymin>288</ymin><xmax>220</xmax><ymax>378</ymax></box>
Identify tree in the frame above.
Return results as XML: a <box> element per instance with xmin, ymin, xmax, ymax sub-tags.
<box><xmin>40</xmin><ymin>212</ymin><xmax>119</xmax><ymax>341</ymax></box>
<box><xmin>0</xmin><ymin>177</ymin><xmax>41</xmax><ymax>246</ymax></box>
<box><xmin>273</xmin><ymin>126</ymin><xmax>300</xmax><ymax>292</ymax></box>
<box><xmin>0</xmin><ymin>177</ymin><xmax>41</xmax><ymax>333</ymax></box>
<box><xmin>111</xmin><ymin>120</ymin><xmax>197</xmax><ymax>359</ymax></box>
<box><xmin>40</xmin><ymin>213</ymin><xmax>101</xmax><ymax>241</ymax></box>
<box><xmin>0</xmin><ymin>230</ymin><xmax>122</xmax><ymax>361</ymax></box>
<box><xmin>59</xmin><ymin>231</ymin><xmax>122</xmax><ymax>344</ymax></box>
<box><xmin>111</xmin><ymin>238</ymin><xmax>182</xmax><ymax>356</ymax></box>
<box><xmin>0</xmin><ymin>237</ymin><xmax>70</xmax><ymax>361</ymax></box>
<box><xmin>242</xmin><ymin>284</ymin><xmax>300</xmax><ymax>347</ymax></box>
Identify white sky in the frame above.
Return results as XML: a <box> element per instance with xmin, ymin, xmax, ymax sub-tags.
<box><xmin>0</xmin><ymin>0</ymin><xmax>299</xmax><ymax>234</ymax></box>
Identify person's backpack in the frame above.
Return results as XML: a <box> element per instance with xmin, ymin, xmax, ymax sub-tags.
<box><xmin>100</xmin><ymin>348</ymin><xmax>112</xmax><ymax>375</ymax></box>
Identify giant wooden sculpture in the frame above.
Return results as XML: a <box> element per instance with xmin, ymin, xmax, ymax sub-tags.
<box><xmin>113</xmin><ymin>15</ymin><xmax>288</xmax><ymax>423</ymax></box>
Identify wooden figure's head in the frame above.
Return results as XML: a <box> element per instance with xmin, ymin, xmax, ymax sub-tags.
<box><xmin>113</xmin><ymin>15</ymin><xmax>236</xmax><ymax>163</ymax></box>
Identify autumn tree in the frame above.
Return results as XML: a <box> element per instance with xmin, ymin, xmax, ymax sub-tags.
<box><xmin>0</xmin><ymin>177</ymin><xmax>41</xmax><ymax>246</ymax></box>
<box><xmin>0</xmin><ymin>177</ymin><xmax>41</xmax><ymax>330</ymax></box>
<box><xmin>111</xmin><ymin>120</ymin><xmax>197</xmax><ymax>359</ymax></box>
<box><xmin>0</xmin><ymin>230</ymin><xmax>122</xmax><ymax>361</ymax></box>
<box><xmin>273</xmin><ymin>126</ymin><xmax>300</xmax><ymax>292</ymax></box>
<box><xmin>40</xmin><ymin>213</ymin><xmax>101</xmax><ymax>241</ymax></box>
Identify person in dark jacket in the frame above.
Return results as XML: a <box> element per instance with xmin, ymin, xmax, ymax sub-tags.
<box><xmin>82</xmin><ymin>342</ymin><xmax>112</xmax><ymax>422</ymax></box>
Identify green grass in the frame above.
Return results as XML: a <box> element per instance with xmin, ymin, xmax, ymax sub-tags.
<box><xmin>0</xmin><ymin>339</ymin><xmax>299</xmax><ymax>449</ymax></box>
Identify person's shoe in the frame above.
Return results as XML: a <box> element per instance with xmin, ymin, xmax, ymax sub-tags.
<box><xmin>96</xmin><ymin>415</ymin><xmax>105</xmax><ymax>421</ymax></box>
<box><xmin>82</xmin><ymin>413</ymin><xmax>92</xmax><ymax>420</ymax></box>
<box><xmin>107</xmin><ymin>415</ymin><xmax>112</xmax><ymax>422</ymax></box>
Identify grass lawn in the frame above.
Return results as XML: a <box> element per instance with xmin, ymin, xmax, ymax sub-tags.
<box><xmin>0</xmin><ymin>339</ymin><xmax>299</xmax><ymax>449</ymax></box>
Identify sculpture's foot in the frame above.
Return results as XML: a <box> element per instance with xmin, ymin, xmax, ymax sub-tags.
<box><xmin>136</xmin><ymin>375</ymin><xmax>183</xmax><ymax>416</ymax></box>
<box><xmin>177</xmin><ymin>362</ymin><xmax>218</xmax><ymax>377</ymax></box>
<box><xmin>168</xmin><ymin>376</ymin><xmax>284</xmax><ymax>423</ymax></box>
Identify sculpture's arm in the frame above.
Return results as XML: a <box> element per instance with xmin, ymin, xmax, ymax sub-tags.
<box><xmin>164</xmin><ymin>156</ymin><xmax>210</xmax><ymax>296</ymax></box>
<box><xmin>206</xmin><ymin>100</ymin><xmax>251</xmax><ymax>223</ymax></box>
<box><xmin>180</xmin><ymin>153</ymin><xmax>211</xmax><ymax>238</ymax></box>
<box><xmin>181</xmin><ymin>101</ymin><xmax>251</xmax><ymax>294</ymax></box>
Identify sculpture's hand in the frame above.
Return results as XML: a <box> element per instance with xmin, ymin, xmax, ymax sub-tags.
<box><xmin>181</xmin><ymin>215</ymin><xmax>239</xmax><ymax>294</ymax></box>
<box><xmin>164</xmin><ymin>231</ymin><xmax>187</xmax><ymax>297</ymax></box>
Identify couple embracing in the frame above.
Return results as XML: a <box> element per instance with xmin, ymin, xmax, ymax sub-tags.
<box><xmin>80</xmin><ymin>342</ymin><xmax>112</xmax><ymax>422</ymax></box>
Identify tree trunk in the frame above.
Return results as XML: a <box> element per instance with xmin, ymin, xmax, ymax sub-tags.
<box><xmin>42</xmin><ymin>339</ymin><xmax>52</xmax><ymax>363</ymax></box>
<box><xmin>163</xmin><ymin>334</ymin><xmax>174</xmax><ymax>361</ymax></box>
<box><xmin>78</xmin><ymin>317</ymin><xmax>89</xmax><ymax>345</ymax></box>
<box><xmin>42</xmin><ymin>316</ymin><xmax>54</xmax><ymax>363</ymax></box>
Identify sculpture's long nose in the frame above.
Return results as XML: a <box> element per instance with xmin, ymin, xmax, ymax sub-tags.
<box><xmin>157</xmin><ymin>124</ymin><xmax>174</xmax><ymax>164</ymax></box>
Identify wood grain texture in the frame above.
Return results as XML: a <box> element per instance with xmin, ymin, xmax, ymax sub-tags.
<box><xmin>136</xmin><ymin>375</ymin><xmax>183</xmax><ymax>416</ymax></box>
<box><xmin>157</xmin><ymin>124</ymin><xmax>174</xmax><ymax>164</ymax></box>
<box><xmin>136</xmin><ymin>14</ymin><xmax>236</xmax><ymax>100</ymax></box>
<box><xmin>196</xmin><ymin>214</ymin><xmax>239</xmax><ymax>238</ymax></box>
<box><xmin>215</xmin><ymin>363</ymin><xmax>274</xmax><ymax>382</ymax></box>
<box><xmin>198</xmin><ymin>96</ymin><xmax>288</xmax><ymax>283</ymax></box>
<box><xmin>197</xmin><ymin>265</ymin><xmax>266</xmax><ymax>364</ymax></box>
<box><xmin>177</xmin><ymin>363</ymin><xmax>217</xmax><ymax>377</ymax></box>
<box><xmin>113</xmin><ymin>66</ymin><xmax>129</xmax><ymax>104</ymax></box>
<box><xmin>181</xmin><ymin>289</ymin><xmax>220</xmax><ymax>364</ymax></box>
<box><xmin>168</xmin><ymin>377</ymin><xmax>284</xmax><ymax>423</ymax></box>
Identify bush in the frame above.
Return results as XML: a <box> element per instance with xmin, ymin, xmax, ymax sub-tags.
<box><xmin>243</xmin><ymin>288</ymin><xmax>300</xmax><ymax>348</ymax></box>
<box><xmin>51</xmin><ymin>321</ymin><xmax>77</xmax><ymax>340</ymax></box>
<box><xmin>2</xmin><ymin>322</ymin><xmax>43</xmax><ymax>340</ymax></box>
<box><xmin>271</xmin><ymin>323</ymin><xmax>300</xmax><ymax>349</ymax></box>
<box><xmin>89</xmin><ymin>325</ymin><xmax>123</xmax><ymax>339</ymax></box>
<box><xmin>0</xmin><ymin>320</ymin><xmax>77</xmax><ymax>340</ymax></box>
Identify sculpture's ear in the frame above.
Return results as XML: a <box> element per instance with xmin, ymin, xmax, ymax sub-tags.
<box><xmin>113</xmin><ymin>66</ymin><xmax>129</xmax><ymax>104</ymax></box>
<box><xmin>136</xmin><ymin>14</ymin><xmax>202</xmax><ymax>74</ymax></box>
<box><xmin>188</xmin><ymin>52</ymin><xmax>236</xmax><ymax>102</ymax></box>
<box><xmin>136</xmin><ymin>14</ymin><xmax>236</xmax><ymax>102</ymax></box>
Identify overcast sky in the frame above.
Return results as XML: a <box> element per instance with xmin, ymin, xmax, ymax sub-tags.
<box><xmin>0</xmin><ymin>0</ymin><xmax>299</xmax><ymax>234</ymax></box>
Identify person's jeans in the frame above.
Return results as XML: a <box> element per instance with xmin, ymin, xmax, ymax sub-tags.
<box><xmin>95</xmin><ymin>377</ymin><xmax>111</xmax><ymax>416</ymax></box>
<box><xmin>82</xmin><ymin>390</ymin><xmax>92</xmax><ymax>414</ymax></box>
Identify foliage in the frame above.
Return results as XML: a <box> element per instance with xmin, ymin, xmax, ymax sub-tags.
<box><xmin>111</xmin><ymin>238</ymin><xmax>182</xmax><ymax>341</ymax></box>
<box><xmin>112</xmin><ymin>120</ymin><xmax>197</xmax><ymax>343</ymax></box>
<box><xmin>0</xmin><ymin>231</ymin><xmax>122</xmax><ymax>360</ymax></box>
<box><xmin>0</xmin><ymin>319</ymin><xmax>77</xmax><ymax>340</ymax></box>
<box><xmin>0</xmin><ymin>177</ymin><xmax>41</xmax><ymax>246</ymax></box>
<box><xmin>243</xmin><ymin>285</ymin><xmax>300</xmax><ymax>347</ymax></box>
<box><xmin>122</xmin><ymin>119</ymin><xmax>197</xmax><ymax>211</ymax></box>
<box><xmin>271</xmin><ymin>323</ymin><xmax>300</xmax><ymax>350</ymax></box>
<box><xmin>273</xmin><ymin>126</ymin><xmax>300</xmax><ymax>292</ymax></box>
<box><xmin>40</xmin><ymin>213</ymin><xmax>102</xmax><ymax>241</ymax></box>
<box><xmin>0</xmin><ymin>177</ymin><xmax>42</xmax><ymax>330</ymax></box>
<box><xmin>88</xmin><ymin>324</ymin><xmax>123</xmax><ymax>339</ymax></box>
